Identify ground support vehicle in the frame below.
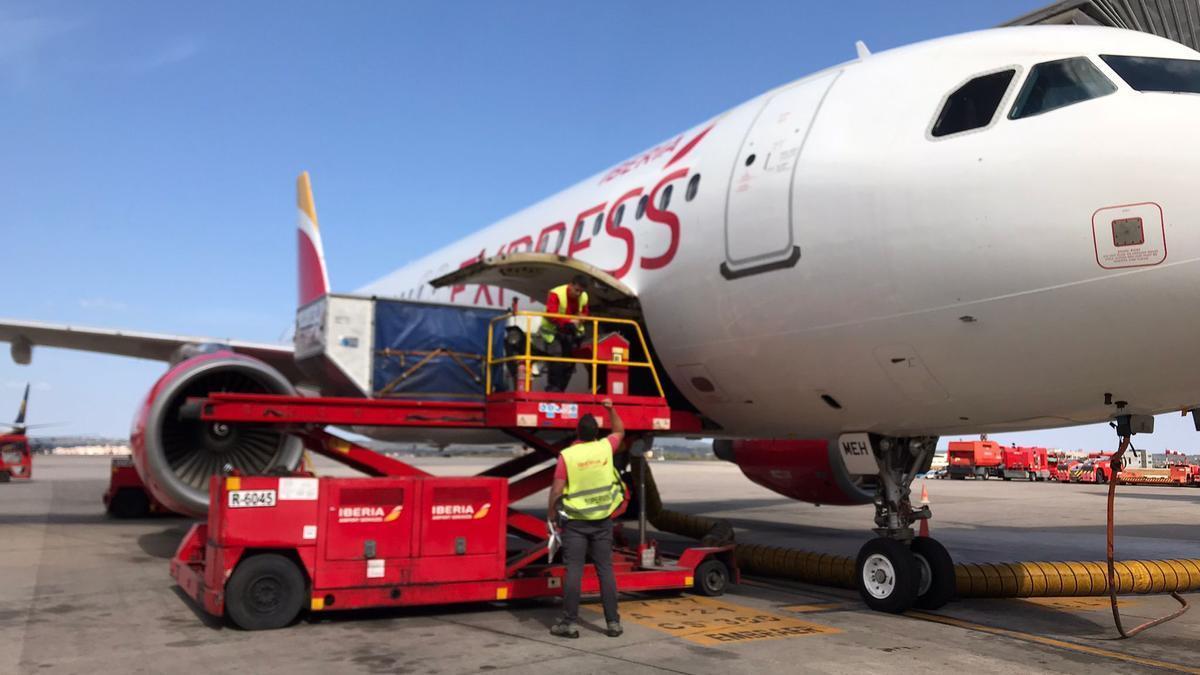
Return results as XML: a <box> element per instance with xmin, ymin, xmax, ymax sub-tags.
<box><xmin>103</xmin><ymin>457</ymin><xmax>175</xmax><ymax>517</ymax></box>
<box><xmin>169</xmin><ymin>310</ymin><xmax>736</xmax><ymax>630</ymax></box>
<box><xmin>1118</xmin><ymin>464</ymin><xmax>1199</xmax><ymax>487</ymax></box>
<box><xmin>0</xmin><ymin>433</ymin><xmax>31</xmax><ymax>482</ymax></box>
<box><xmin>946</xmin><ymin>440</ymin><xmax>1002</xmax><ymax>479</ymax></box>
<box><xmin>999</xmin><ymin>446</ymin><xmax>1050</xmax><ymax>481</ymax></box>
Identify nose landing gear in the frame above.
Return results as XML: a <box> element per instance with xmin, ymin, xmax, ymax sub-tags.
<box><xmin>839</xmin><ymin>433</ymin><xmax>955</xmax><ymax>613</ymax></box>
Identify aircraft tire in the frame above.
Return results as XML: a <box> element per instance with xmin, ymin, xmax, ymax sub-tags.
<box><xmin>911</xmin><ymin>536</ymin><xmax>955</xmax><ymax>610</ymax></box>
<box><xmin>856</xmin><ymin>538</ymin><xmax>919</xmax><ymax>613</ymax></box>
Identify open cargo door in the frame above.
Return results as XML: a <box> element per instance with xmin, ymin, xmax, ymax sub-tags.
<box><xmin>429</xmin><ymin>253</ymin><xmax>639</xmax><ymax>315</ymax></box>
<box><xmin>429</xmin><ymin>252</ymin><xmax>702</xmax><ymax>417</ymax></box>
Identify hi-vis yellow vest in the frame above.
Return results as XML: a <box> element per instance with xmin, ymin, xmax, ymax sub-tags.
<box><xmin>539</xmin><ymin>285</ymin><xmax>589</xmax><ymax>342</ymax></box>
<box><xmin>560</xmin><ymin>439</ymin><xmax>623</xmax><ymax>520</ymax></box>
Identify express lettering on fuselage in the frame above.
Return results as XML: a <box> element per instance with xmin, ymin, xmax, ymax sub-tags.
<box><xmin>393</xmin><ymin>124</ymin><xmax>715</xmax><ymax>306</ymax></box>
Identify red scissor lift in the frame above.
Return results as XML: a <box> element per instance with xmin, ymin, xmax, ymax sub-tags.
<box><xmin>170</xmin><ymin>310</ymin><xmax>736</xmax><ymax>630</ymax></box>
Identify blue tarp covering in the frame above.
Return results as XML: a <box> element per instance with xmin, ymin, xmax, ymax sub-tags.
<box><xmin>372</xmin><ymin>300</ymin><xmax>507</xmax><ymax>400</ymax></box>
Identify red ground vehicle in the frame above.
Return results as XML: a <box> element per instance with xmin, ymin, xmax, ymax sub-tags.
<box><xmin>947</xmin><ymin>440</ymin><xmax>1002</xmax><ymax>479</ymax></box>
<box><xmin>1</xmin><ymin>384</ymin><xmax>35</xmax><ymax>482</ymax></box>
<box><xmin>999</xmin><ymin>446</ymin><xmax>1050</xmax><ymax>481</ymax></box>
<box><xmin>1068</xmin><ymin>453</ymin><xmax>1115</xmax><ymax>484</ymax></box>
<box><xmin>1117</xmin><ymin>451</ymin><xmax>1200</xmax><ymax>487</ymax></box>
<box><xmin>1047</xmin><ymin>454</ymin><xmax>1070</xmax><ymax>482</ymax></box>
<box><xmin>0</xmin><ymin>433</ymin><xmax>32</xmax><ymax>482</ymax></box>
<box><xmin>103</xmin><ymin>457</ymin><xmax>175</xmax><ymax>517</ymax></box>
<box><xmin>1118</xmin><ymin>464</ymin><xmax>1199</xmax><ymax>486</ymax></box>
<box><xmin>170</xmin><ymin>310</ymin><xmax>736</xmax><ymax>630</ymax></box>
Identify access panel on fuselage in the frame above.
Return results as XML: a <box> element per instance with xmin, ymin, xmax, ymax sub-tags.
<box><xmin>722</xmin><ymin>70</ymin><xmax>840</xmax><ymax>279</ymax></box>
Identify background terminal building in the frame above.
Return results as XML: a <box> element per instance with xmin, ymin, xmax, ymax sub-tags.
<box><xmin>1011</xmin><ymin>0</ymin><xmax>1200</xmax><ymax>50</ymax></box>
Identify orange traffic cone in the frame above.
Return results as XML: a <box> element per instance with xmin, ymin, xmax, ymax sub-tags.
<box><xmin>918</xmin><ymin>481</ymin><xmax>931</xmax><ymax>537</ymax></box>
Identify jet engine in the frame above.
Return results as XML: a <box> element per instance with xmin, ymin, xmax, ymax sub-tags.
<box><xmin>712</xmin><ymin>439</ymin><xmax>876</xmax><ymax>506</ymax></box>
<box><xmin>130</xmin><ymin>351</ymin><xmax>303</xmax><ymax>517</ymax></box>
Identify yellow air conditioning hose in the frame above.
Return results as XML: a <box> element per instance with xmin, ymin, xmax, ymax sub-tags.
<box><xmin>633</xmin><ymin>458</ymin><xmax>1200</xmax><ymax>598</ymax></box>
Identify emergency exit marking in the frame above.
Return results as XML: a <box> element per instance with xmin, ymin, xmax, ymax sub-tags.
<box><xmin>586</xmin><ymin>596</ymin><xmax>839</xmax><ymax>645</ymax></box>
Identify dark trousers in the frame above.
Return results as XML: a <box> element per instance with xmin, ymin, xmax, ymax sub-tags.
<box><xmin>546</xmin><ymin>331</ymin><xmax>579</xmax><ymax>392</ymax></box>
<box><xmin>561</xmin><ymin>518</ymin><xmax>619</xmax><ymax>624</ymax></box>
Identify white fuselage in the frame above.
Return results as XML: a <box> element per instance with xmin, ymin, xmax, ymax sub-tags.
<box><xmin>359</xmin><ymin>26</ymin><xmax>1200</xmax><ymax>440</ymax></box>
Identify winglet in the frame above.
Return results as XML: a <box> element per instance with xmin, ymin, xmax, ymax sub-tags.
<box><xmin>14</xmin><ymin>383</ymin><xmax>28</xmax><ymax>425</ymax></box>
<box><xmin>855</xmin><ymin>40</ymin><xmax>870</xmax><ymax>59</ymax></box>
<box><xmin>297</xmin><ymin>172</ymin><xmax>331</xmax><ymax>306</ymax></box>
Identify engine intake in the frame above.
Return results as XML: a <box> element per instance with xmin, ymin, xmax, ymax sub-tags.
<box><xmin>131</xmin><ymin>352</ymin><xmax>303</xmax><ymax>517</ymax></box>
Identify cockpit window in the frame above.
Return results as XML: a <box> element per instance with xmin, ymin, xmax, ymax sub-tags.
<box><xmin>1100</xmin><ymin>55</ymin><xmax>1200</xmax><ymax>94</ymax></box>
<box><xmin>1009</xmin><ymin>57</ymin><xmax>1115</xmax><ymax>119</ymax></box>
<box><xmin>931</xmin><ymin>69</ymin><xmax>1015</xmax><ymax>137</ymax></box>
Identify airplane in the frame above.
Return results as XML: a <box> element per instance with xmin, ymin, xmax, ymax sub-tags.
<box><xmin>4</xmin><ymin>25</ymin><xmax>1200</xmax><ymax>614</ymax></box>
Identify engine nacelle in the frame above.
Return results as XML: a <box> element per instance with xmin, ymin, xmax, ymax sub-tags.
<box><xmin>130</xmin><ymin>352</ymin><xmax>303</xmax><ymax>517</ymax></box>
<box><xmin>713</xmin><ymin>439</ymin><xmax>876</xmax><ymax>506</ymax></box>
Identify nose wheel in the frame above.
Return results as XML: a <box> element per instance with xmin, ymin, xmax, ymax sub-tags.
<box><xmin>855</xmin><ymin>536</ymin><xmax>956</xmax><ymax>613</ymax></box>
<box><xmin>911</xmin><ymin>536</ymin><xmax>955</xmax><ymax>609</ymax></box>
<box><xmin>856</xmin><ymin>538</ymin><xmax>918</xmax><ymax>613</ymax></box>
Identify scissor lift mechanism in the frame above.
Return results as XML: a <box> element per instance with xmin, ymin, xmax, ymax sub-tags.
<box><xmin>170</xmin><ymin>311</ymin><xmax>734</xmax><ymax>630</ymax></box>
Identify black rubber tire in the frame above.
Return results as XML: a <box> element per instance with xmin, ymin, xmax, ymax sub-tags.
<box><xmin>692</xmin><ymin>559</ymin><xmax>729</xmax><ymax>597</ymax></box>
<box><xmin>0</xmin><ymin>470</ymin><xmax>10</xmax><ymax>483</ymax></box>
<box><xmin>910</xmin><ymin>536</ymin><xmax>956</xmax><ymax>610</ymax></box>
<box><xmin>107</xmin><ymin>488</ymin><xmax>150</xmax><ymax>519</ymax></box>
<box><xmin>855</xmin><ymin>538</ymin><xmax>919</xmax><ymax>613</ymax></box>
<box><xmin>225</xmin><ymin>553</ymin><xmax>306</xmax><ymax>630</ymax></box>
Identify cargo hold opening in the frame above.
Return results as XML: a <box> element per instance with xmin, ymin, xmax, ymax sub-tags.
<box><xmin>429</xmin><ymin>252</ymin><xmax>701</xmax><ymax>416</ymax></box>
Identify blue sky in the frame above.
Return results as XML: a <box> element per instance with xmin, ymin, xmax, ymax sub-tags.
<box><xmin>8</xmin><ymin>0</ymin><xmax>1188</xmax><ymax>453</ymax></box>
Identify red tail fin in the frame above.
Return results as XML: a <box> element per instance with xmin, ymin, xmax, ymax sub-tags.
<box><xmin>296</xmin><ymin>171</ymin><xmax>330</xmax><ymax>305</ymax></box>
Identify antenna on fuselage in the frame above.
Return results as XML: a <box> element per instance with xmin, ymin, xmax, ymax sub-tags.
<box><xmin>855</xmin><ymin>40</ymin><xmax>870</xmax><ymax>59</ymax></box>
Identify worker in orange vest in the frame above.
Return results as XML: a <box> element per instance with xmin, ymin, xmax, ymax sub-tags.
<box><xmin>548</xmin><ymin>398</ymin><xmax>625</xmax><ymax>639</ymax></box>
<box><xmin>539</xmin><ymin>275</ymin><xmax>590</xmax><ymax>392</ymax></box>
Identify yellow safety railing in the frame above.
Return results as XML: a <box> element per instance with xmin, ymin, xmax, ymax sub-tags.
<box><xmin>486</xmin><ymin>311</ymin><xmax>664</xmax><ymax>397</ymax></box>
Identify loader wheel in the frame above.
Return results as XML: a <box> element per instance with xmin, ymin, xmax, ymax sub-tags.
<box><xmin>226</xmin><ymin>554</ymin><xmax>306</xmax><ymax>630</ymax></box>
<box><xmin>692</xmin><ymin>559</ymin><xmax>729</xmax><ymax>597</ymax></box>
<box><xmin>0</xmin><ymin>470</ymin><xmax>9</xmax><ymax>483</ymax></box>
<box><xmin>856</xmin><ymin>538</ymin><xmax>918</xmax><ymax>613</ymax></box>
<box><xmin>910</xmin><ymin>536</ymin><xmax>955</xmax><ymax>610</ymax></box>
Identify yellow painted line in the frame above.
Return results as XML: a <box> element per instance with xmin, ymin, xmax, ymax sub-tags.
<box><xmin>588</xmin><ymin>595</ymin><xmax>839</xmax><ymax>646</ymax></box>
<box><xmin>907</xmin><ymin>611</ymin><xmax>1200</xmax><ymax>675</ymax></box>
<box><xmin>781</xmin><ymin>603</ymin><xmax>847</xmax><ymax>613</ymax></box>
<box><xmin>1018</xmin><ymin>597</ymin><xmax>1136</xmax><ymax>613</ymax></box>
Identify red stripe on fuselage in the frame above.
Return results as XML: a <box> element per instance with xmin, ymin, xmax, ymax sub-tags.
<box><xmin>664</xmin><ymin>124</ymin><xmax>714</xmax><ymax>169</ymax></box>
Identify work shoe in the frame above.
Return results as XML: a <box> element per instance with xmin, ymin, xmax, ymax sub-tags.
<box><xmin>605</xmin><ymin>621</ymin><xmax>623</xmax><ymax>638</ymax></box>
<box><xmin>550</xmin><ymin>622</ymin><xmax>579</xmax><ymax>639</ymax></box>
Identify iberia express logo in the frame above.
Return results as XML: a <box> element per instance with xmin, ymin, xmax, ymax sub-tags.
<box><xmin>431</xmin><ymin>502</ymin><xmax>491</xmax><ymax>521</ymax></box>
<box><xmin>338</xmin><ymin>504</ymin><xmax>404</xmax><ymax>524</ymax></box>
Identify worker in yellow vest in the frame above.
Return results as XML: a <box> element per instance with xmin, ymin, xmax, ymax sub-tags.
<box><xmin>540</xmin><ymin>275</ymin><xmax>590</xmax><ymax>392</ymax></box>
<box><xmin>548</xmin><ymin>398</ymin><xmax>625</xmax><ymax>638</ymax></box>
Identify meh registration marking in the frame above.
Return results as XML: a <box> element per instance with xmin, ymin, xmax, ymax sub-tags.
<box><xmin>228</xmin><ymin>489</ymin><xmax>276</xmax><ymax>508</ymax></box>
<box><xmin>588</xmin><ymin>595</ymin><xmax>838</xmax><ymax>646</ymax></box>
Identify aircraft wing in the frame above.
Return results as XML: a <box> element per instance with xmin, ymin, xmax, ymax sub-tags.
<box><xmin>0</xmin><ymin>319</ymin><xmax>302</xmax><ymax>381</ymax></box>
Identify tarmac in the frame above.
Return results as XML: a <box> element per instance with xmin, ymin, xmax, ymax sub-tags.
<box><xmin>2</xmin><ymin>455</ymin><xmax>1199</xmax><ymax>675</ymax></box>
